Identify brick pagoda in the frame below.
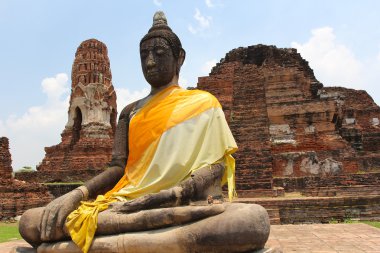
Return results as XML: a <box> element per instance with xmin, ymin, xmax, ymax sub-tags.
<box><xmin>34</xmin><ymin>39</ymin><xmax>117</xmax><ymax>182</ymax></box>
<box><xmin>198</xmin><ymin>45</ymin><xmax>380</xmax><ymax>197</ymax></box>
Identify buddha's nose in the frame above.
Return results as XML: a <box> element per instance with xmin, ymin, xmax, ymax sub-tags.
<box><xmin>146</xmin><ymin>52</ymin><xmax>156</xmax><ymax>68</ymax></box>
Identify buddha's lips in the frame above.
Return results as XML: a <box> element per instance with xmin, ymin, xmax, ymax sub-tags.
<box><xmin>147</xmin><ymin>71</ymin><xmax>159</xmax><ymax>76</ymax></box>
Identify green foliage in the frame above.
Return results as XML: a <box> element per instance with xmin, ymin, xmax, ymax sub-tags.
<box><xmin>328</xmin><ymin>217</ymin><xmax>339</xmax><ymax>224</ymax></box>
<box><xmin>0</xmin><ymin>222</ymin><xmax>21</xmax><ymax>243</ymax></box>
<box><xmin>17</xmin><ymin>166</ymin><xmax>35</xmax><ymax>173</ymax></box>
<box><xmin>343</xmin><ymin>218</ymin><xmax>355</xmax><ymax>224</ymax></box>
<box><xmin>360</xmin><ymin>221</ymin><xmax>380</xmax><ymax>229</ymax></box>
<box><xmin>330</xmin><ymin>218</ymin><xmax>380</xmax><ymax>229</ymax></box>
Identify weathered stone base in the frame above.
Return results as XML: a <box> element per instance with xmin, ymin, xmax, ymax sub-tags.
<box><xmin>12</xmin><ymin>246</ymin><xmax>283</xmax><ymax>253</ymax></box>
<box><xmin>239</xmin><ymin>195</ymin><xmax>380</xmax><ymax>225</ymax></box>
<box><xmin>36</xmin><ymin>203</ymin><xmax>270</xmax><ymax>253</ymax></box>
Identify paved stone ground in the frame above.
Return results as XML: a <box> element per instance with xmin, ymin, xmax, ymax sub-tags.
<box><xmin>266</xmin><ymin>224</ymin><xmax>380</xmax><ymax>253</ymax></box>
<box><xmin>0</xmin><ymin>223</ymin><xmax>379</xmax><ymax>253</ymax></box>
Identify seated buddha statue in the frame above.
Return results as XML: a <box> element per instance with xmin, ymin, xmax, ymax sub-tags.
<box><xmin>18</xmin><ymin>11</ymin><xmax>270</xmax><ymax>253</ymax></box>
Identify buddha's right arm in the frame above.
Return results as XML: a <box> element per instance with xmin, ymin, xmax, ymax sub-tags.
<box><xmin>112</xmin><ymin>163</ymin><xmax>225</xmax><ymax>213</ymax></box>
<box><xmin>83</xmin><ymin>103</ymin><xmax>135</xmax><ymax>199</ymax></box>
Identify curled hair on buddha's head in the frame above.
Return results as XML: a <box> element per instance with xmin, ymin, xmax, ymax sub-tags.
<box><xmin>140</xmin><ymin>11</ymin><xmax>185</xmax><ymax>60</ymax></box>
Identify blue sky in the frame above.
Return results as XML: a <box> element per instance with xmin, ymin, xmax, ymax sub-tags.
<box><xmin>1</xmin><ymin>0</ymin><xmax>380</xmax><ymax>170</ymax></box>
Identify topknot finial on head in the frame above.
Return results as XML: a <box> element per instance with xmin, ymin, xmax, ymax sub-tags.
<box><xmin>153</xmin><ymin>11</ymin><xmax>167</xmax><ymax>26</ymax></box>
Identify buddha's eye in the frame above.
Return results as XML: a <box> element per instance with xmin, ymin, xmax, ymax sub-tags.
<box><xmin>156</xmin><ymin>48</ymin><xmax>165</xmax><ymax>55</ymax></box>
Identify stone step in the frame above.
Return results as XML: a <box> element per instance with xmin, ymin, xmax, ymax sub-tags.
<box><xmin>266</xmin><ymin>208</ymin><xmax>281</xmax><ymax>225</ymax></box>
<box><xmin>238</xmin><ymin>194</ymin><xmax>380</xmax><ymax>224</ymax></box>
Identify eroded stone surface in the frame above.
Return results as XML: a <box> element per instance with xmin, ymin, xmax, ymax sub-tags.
<box><xmin>37</xmin><ymin>203</ymin><xmax>270</xmax><ymax>253</ymax></box>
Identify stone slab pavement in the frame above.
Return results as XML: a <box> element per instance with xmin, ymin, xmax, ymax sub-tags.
<box><xmin>266</xmin><ymin>223</ymin><xmax>380</xmax><ymax>253</ymax></box>
<box><xmin>0</xmin><ymin>223</ymin><xmax>379</xmax><ymax>253</ymax></box>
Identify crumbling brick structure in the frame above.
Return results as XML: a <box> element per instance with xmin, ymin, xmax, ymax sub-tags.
<box><xmin>17</xmin><ymin>39</ymin><xmax>118</xmax><ymax>183</ymax></box>
<box><xmin>0</xmin><ymin>137</ymin><xmax>12</xmax><ymax>180</ymax></box>
<box><xmin>0</xmin><ymin>180</ymin><xmax>53</xmax><ymax>220</ymax></box>
<box><xmin>198</xmin><ymin>45</ymin><xmax>380</xmax><ymax>196</ymax></box>
<box><xmin>0</xmin><ymin>137</ymin><xmax>52</xmax><ymax>220</ymax></box>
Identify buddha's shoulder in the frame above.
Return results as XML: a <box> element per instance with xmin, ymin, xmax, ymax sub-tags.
<box><xmin>184</xmin><ymin>88</ymin><xmax>219</xmax><ymax>102</ymax></box>
<box><xmin>119</xmin><ymin>100</ymin><xmax>140</xmax><ymax>120</ymax></box>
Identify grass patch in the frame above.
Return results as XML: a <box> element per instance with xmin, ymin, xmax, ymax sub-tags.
<box><xmin>331</xmin><ymin>219</ymin><xmax>380</xmax><ymax>229</ymax></box>
<box><xmin>359</xmin><ymin>221</ymin><xmax>380</xmax><ymax>229</ymax></box>
<box><xmin>329</xmin><ymin>217</ymin><xmax>340</xmax><ymax>224</ymax></box>
<box><xmin>0</xmin><ymin>222</ymin><xmax>21</xmax><ymax>243</ymax></box>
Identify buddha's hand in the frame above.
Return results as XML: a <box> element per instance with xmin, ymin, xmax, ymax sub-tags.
<box><xmin>113</xmin><ymin>193</ymin><xmax>156</xmax><ymax>213</ymax></box>
<box><xmin>40</xmin><ymin>189</ymin><xmax>83</xmax><ymax>241</ymax></box>
<box><xmin>113</xmin><ymin>186</ymin><xmax>183</xmax><ymax>213</ymax></box>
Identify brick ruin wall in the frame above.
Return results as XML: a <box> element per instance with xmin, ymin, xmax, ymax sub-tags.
<box><xmin>0</xmin><ymin>137</ymin><xmax>12</xmax><ymax>180</ymax></box>
<box><xmin>15</xmin><ymin>169</ymin><xmax>104</xmax><ymax>183</ymax></box>
<box><xmin>0</xmin><ymin>180</ymin><xmax>53</xmax><ymax>220</ymax></box>
<box><xmin>0</xmin><ymin>137</ymin><xmax>52</xmax><ymax>220</ymax></box>
<box><xmin>198</xmin><ymin>45</ymin><xmax>380</xmax><ymax>195</ymax></box>
<box><xmin>17</xmin><ymin>137</ymin><xmax>113</xmax><ymax>183</ymax></box>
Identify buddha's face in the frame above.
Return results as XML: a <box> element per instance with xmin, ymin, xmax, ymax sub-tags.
<box><xmin>140</xmin><ymin>37</ymin><xmax>178</xmax><ymax>88</ymax></box>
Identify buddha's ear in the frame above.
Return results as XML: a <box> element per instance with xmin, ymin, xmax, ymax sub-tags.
<box><xmin>178</xmin><ymin>49</ymin><xmax>186</xmax><ymax>67</ymax></box>
<box><xmin>176</xmin><ymin>49</ymin><xmax>186</xmax><ymax>75</ymax></box>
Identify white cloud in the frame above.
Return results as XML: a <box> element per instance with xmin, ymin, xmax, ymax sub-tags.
<box><xmin>194</xmin><ymin>8</ymin><xmax>211</xmax><ymax>29</ymax></box>
<box><xmin>291</xmin><ymin>26</ymin><xmax>380</xmax><ymax>105</ymax></box>
<box><xmin>115</xmin><ymin>88</ymin><xmax>149</xmax><ymax>112</ymax></box>
<box><xmin>41</xmin><ymin>73</ymin><xmax>69</xmax><ymax>102</ymax></box>
<box><xmin>205</xmin><ymin>0</ymin><xmax>223</xmax><ymax>8</ymax></box>
<box><xmin>179</xmin><ymin>76</ymin><xmax>189</xmax><ymax>88</ymax></box>
<box><xmin>291</xmin><ymin>27</ymin><xmax>363</xmax><ymax>88</ymax></box>
<box><xmin>0</xmin><ymin>120</ymin><xmax>6</xmax><ymax>136</ymax></box>
<box><xmin>153</xmin><ymin>0</ymin><xmax>162</xmax><ymax>6</ymax></box>
<box><xmin>188</xmin><ymin>8</ymin><xmax>212</xmax><ymax>34</ymax></box>
<box><xmin>201</xmin><ymin>59</ymin><xmax>217</xmax><ymax>74</ymax></box>
<box><xmin>205</xmin><ymin>0</ymin><xmax>214</xmax><ymax>8</ymax></box>
<box><xmin>1</xmin><ymin>73</ymin><xmax>70</xmax><ymax>170</ymax></box>
<box><xmin>188</xmin><ymin>25</ymin><xmax>197</xmax><ymax>35</ymax></box>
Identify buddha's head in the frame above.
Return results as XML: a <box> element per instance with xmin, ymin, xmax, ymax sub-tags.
<box><xmin>140</xmin><ymin>11</ymin><xmax>186</xmax><ymax>88</ymax></box>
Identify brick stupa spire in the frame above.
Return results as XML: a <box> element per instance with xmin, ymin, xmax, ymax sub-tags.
<box><xmin>37</xmin><ymin>39</ymin><xmax>117</xmax><ymax>181</ymax></box>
